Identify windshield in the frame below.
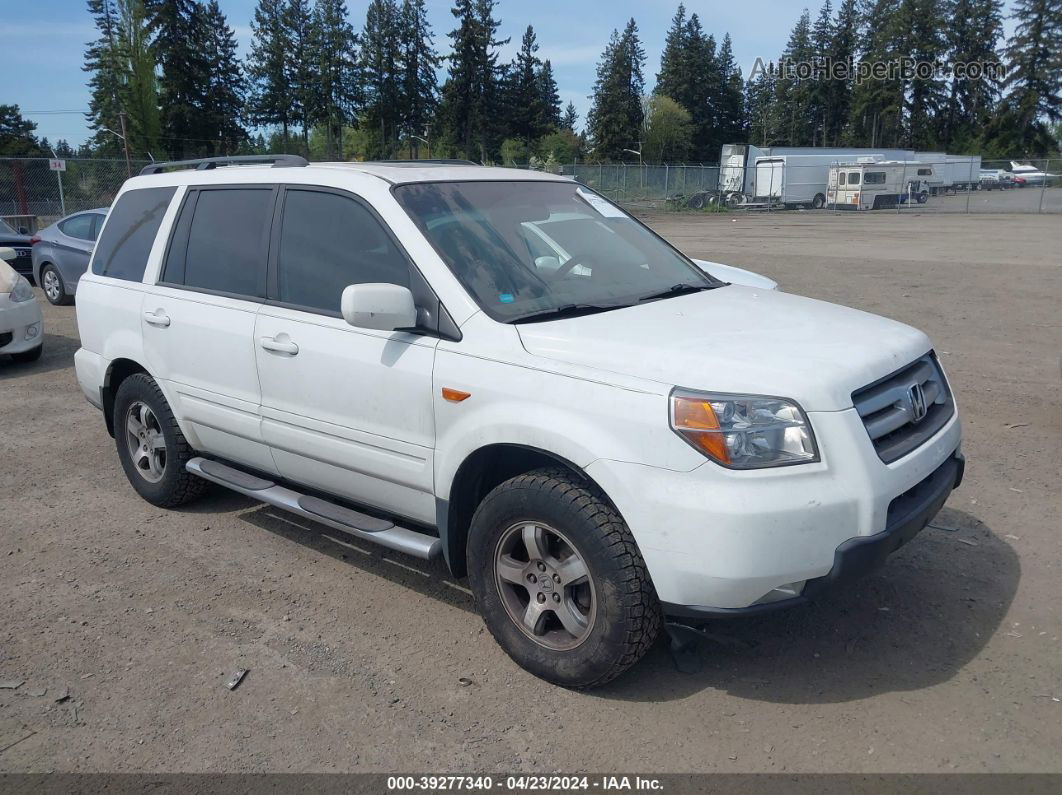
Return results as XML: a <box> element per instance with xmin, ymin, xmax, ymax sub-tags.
<box><xmin>393</xmin><ymin>180</ymin><xmax>721</xmax><ymax>322</ymax></box>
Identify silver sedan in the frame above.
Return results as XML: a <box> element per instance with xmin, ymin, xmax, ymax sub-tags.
<box><xmin>31</xmin><ymin>208</ymin><xmax>109</xmax><ymax>305</ymax></box>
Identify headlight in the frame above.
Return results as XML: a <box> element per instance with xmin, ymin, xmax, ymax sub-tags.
<box><xmin>670</xmin><ymin>389</ymin><xmax>818</xmax><ymax>469</ymax></box>
<box><xmin>10</xmin><ymin>276</ymin><xmax>35</xmax><ymax>303</ymax></box>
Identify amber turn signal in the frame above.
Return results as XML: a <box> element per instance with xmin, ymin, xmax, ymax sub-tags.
<box><xmin>670</xmin><ymin>395</ymin><xmax>731</xmax><ymax>465</ymax></box>
<box><xmin>441</xmin><ymin>387</ymin><xmax>471</xmax><ymax>403</ymax></box>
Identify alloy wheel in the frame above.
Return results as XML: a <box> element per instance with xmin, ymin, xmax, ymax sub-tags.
<box><xmin>494</xmin><ymin>521</ymin><xmax>596</xmax><ymax>650</ymax></box>
<box><xmin>125</xmin><ymin>401</ymin><xmax>166</xmax><ymax>483</ymax></box>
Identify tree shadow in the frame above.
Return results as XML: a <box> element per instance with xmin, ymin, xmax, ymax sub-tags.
<box><xmin>597</xmin><ymin>507</ymin><xmax>1019</xmax><ymax>703</ymax></box>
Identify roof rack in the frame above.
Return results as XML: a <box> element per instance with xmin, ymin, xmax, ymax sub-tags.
<box><xmin>140</xmin><ymin>154</ymin><xmax>309</xmax><ymax>176</ymax></box>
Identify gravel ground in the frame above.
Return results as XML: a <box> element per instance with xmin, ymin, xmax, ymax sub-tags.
<box><xmin>1</xmin><ymin>211</ymin><xmax>1059</xmax><ymax>773</ymax></box>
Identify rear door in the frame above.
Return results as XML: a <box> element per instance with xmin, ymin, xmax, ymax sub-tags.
<box><xmin>254</xmin><ymin>186</ymin><xmax>439</xmax><ymax>523</ymax></box>
<box><xmin>54</xmin><ymin>212</ymin><xmax>100</xmax><ymax>289</ymax></box>
<box><xmin>141</xmin><ymin>185</ymin><xmax>278</xmax><ymax>473</ymax></box>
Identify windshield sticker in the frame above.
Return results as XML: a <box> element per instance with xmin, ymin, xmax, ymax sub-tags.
<box><xmin>498</xmin><ymin>293</ymin><xmax>515</xmax><ymax>303</ymax></box>
<box><xmin>576</xmin><ymin>188</ymin><xmax>630</xmax><ymax>219</ymax></box>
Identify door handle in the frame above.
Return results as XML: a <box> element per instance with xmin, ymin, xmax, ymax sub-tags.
<box><xmin>259</xmin><ymin>336</ymin><xmax>299</xmax><ymax>355</ymax></box>
<box><xmin>143</xmin><ymin>310</ymin><xmax>170</xmax><ymax>327</ymax></box>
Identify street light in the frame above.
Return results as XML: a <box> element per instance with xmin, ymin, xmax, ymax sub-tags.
<box><xmin>102</xmin><ymin>111</ymin><xmax>133</xmax><ymax>176</ymax></box>
<box><xmin>623</xmin><ymin>147</ymin><xmax>642</xmax><ymax>167</ymax></box>
<box><xmin>410</xmin><ymin>134</ymin><xmax>431</xmax><ymax>158</ymax></box>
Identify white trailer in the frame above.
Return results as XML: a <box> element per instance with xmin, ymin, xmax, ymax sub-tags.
<box><xmin>914</xmin><ymin>152</ymin><xmax>982</xmax><ymax>192</ymax></box>
<box><xmin>719</xmin><ymin>145</ymin><xmax>915</xmax><ymax>208</ymax></box>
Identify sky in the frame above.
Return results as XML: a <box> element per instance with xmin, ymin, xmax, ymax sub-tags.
<box><xmin>3</xmin><ymin>0</ymin><xmax>1020</xmax><ymax>149</ymax></box>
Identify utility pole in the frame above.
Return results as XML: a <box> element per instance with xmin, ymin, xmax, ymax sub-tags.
<box><xmin>119</xmin><ymin>111</ymin><xmax>132</xmax><ymax>177</ymax></box>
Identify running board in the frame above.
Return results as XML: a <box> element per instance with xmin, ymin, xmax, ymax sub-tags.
<box><xmin>185</xmin><ymin>457</ymin><xmax>442</xmax><ymax>560</ymax></box>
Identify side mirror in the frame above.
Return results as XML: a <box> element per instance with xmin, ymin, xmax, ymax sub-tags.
<box><xmin>17</xmin><ymin>226</ymin><xmax>29</xmax><ymax>236</ymax></box>
<box><xmin>341</xmin><ymin>283</ymin><xmax>417</xmax><ymax>332</ymax></box>
<box><xmin>0</xmin><ymin>247</ymin><xmax>16</xmax><ymax>263</ymax></box>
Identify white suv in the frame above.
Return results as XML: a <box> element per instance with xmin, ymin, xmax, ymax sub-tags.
<box><xmin>74</xmin><ymin>156</ymin><xmax>963</xmax><ymax>688</ymax></box>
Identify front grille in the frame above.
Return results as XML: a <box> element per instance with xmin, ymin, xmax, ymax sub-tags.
<box><xmin>853</xmin><ymin>352</ymin><xmax>954</xmax><ymax>463</ymax></box>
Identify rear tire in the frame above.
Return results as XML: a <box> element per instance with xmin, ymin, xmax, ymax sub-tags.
<box><xmin>40</xmin><ymin>264</ymin><xmax>71</xmax><ymax>306</ymax></box>
<box><xmin>811</xmin><ymin>193</ymin><xmax>825</xmax><ymax>209</ymax></box>
<box><xmin>467</xmin><ymin>468</ymin><xmax>660</xmax><ymax>689</ymax></box>
<box><xmin>113</xmin><ymin>373</ymin><xmax>209</xmax><ymax>508</ymax></box>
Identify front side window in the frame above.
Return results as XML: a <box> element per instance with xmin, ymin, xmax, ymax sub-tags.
<box><xmin>393</xmin><ymin>181</ymin><xmax>720</xmax><ymax>322</ymax></box>
<box><xmin>848</xmin><ymin>172</ymin><xmax>861</xmax><ymax>185</ymax></box>
<box><xmin>276</xmin><ymin>189</ymin><xmax>411</xmax><ymax>314</ymax></box>
<box><xmin>59</xmin><ymin>213</ymin><xmax>95</xmax><ymax>240</ymax></box>
<box><xmin>864</xmin><ymin>172</ymin><xmax>886</xmax><ymax>185</ymax></box>
<box><xmin>92</xmin><ymin>186</ymin><xmax>176</xmax><ymax>281</ymax></box>
<box><xmin>164</xmin><ymin>187</ymin><xmax>273</xmax><ymax>297</ymax></box>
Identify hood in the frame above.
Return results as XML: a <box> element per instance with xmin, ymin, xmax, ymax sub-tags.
<box><xmin>515</xmin><ymin>286</ymin><xmax>931</xmax><ymax>411</ymax></box>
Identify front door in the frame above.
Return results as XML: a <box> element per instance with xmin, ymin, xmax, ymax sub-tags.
<box><xmin>254</xmin><ymin>187</ymin><xmax>439</xmax><ymax>524</ymax></box>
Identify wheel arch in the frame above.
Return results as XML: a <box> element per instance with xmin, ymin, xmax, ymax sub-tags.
<box><xmin>438</xmin><ymin>443</ymin><xmax>617</xmax><ymax>579</ymax></box>
<box><xmin>101</xmin><ymin>357</ymin><xmax>150</xmax><ymax>437</ymax></box>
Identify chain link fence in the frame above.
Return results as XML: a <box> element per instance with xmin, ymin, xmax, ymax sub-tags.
<box><xmin>0</xmin><ymin>157</ymin><xmax>149</xmax><ymax>232</ymax></box>
<box><xmin>2</xmin><ymin>156</ymin><xmax>1058</xmax><ymax>233</ymax></box>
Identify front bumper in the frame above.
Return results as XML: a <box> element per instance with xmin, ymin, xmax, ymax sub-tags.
<box><xmin>662</xmin><ymin>451</ymin><xmax>964</xmax><ymax>618</ymax></box>
<box><xmin>586</xmin><ymin>405</ymin><xmax>962</xmax><ymax>610</ymax></box>
<box><xmin>0</xmin><ymin>296</ymin><xmax>44</xmax><ymax>355</ymax></box>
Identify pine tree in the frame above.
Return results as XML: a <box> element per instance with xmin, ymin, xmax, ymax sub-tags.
<box><xmin>201</xmin><ymin>0</ymin><xmax>247</xmax><ymax>155</ymax></box>
<box><xmin>654</xmin><ymin>7</ymin><xmax>718</xmax><ymax>159</ymax></box>
<box><xmin>586</xmin><ymin>19</ymin><xmax>646</xmax><ymax>161</ymax></box>
<box><xmin>361</xmin><ymin>0</ymin><xmax>403</xmax><ymax>157</ymax></box>
<box><xmin>561</xmin><ymin>101</ymin><xmax>579</xmax><ymax>132</ymax></box>
<box><xmin>901</xmin><ymin>0</ymin><xmax>948</xmax><ymax>148</ymax></box>
<box><xmin>809</xmin><ymin>0</ymin><xmax>835</xmax><ymax>145</ymax></box>
<box><xmin>985</xmin><ymin>0</ymin><xmax>1062</xmax><ymax>153</ymax></box>
<box><xmin>147</xmin><ymin>0</ymin><xmax>212</xmax><ymax>158</ymax></box>
<box><xmin>828</xmin><ymin>0</ymin><xmax>858</xmax><ymax>145</ymax></box>
<box><xmin>502</xmin><ymin>26</ymin><xmax>548</xmax><ymax>153</ymax></box>
<box><xmin>538</xmin><ymin>60</ymin><xmax>562</xmax><ymax>130</ymax></box>
<box><xmin>745</xmin><ymin>62</ymin><xmax>780</xmax><ymax>147</ymax></box>
<box><xmin>313</xmin><ymin>0</ymin><xmax>359</xmax><ymax>160</ymax></box>
<box><xmin>284</xmin><ymin>0</ymin><xmax>317</xmax><ymax>154</ymax></box>
<box><xmin>247</xmin><ymin>0</ymin><xmax>293</xmax><ymax>147</ymax></box>
<box><xmin>438</xmin><ymin>0</ymin><xmax>507</xmax><ymax>160</ymax></box>
<box><xmin>117</xmin><ymin>0</ymin><xmax>161</xmax><ymax>158</ymax></box>
<box><xmin>775</xmin><ymin>9</ymin><xmax>816</xmax><ymax>146</ymax></box>
<box><xmin>398</xmin><ymin>0</ymin><xmax>439</xmax><ymax>157</ymax></box>
<box><xmin>846</xmin><ymin>0</ymin><xmax>906</xmax><ymax>146</ymax></box>
<box><xmin>655</xmin><ymin>4</ymin><xmax>688</xmax><ymax>103</ymax></box>
<box><xmin>716</xmin><ymin>34</ymin><xmax>746</xmax><ymax>149</ymax></box>
<box><xmin>84</xmin><ymin>0</ymin><xmax>126</xmax><ymax>156</ymax></box>
<box><xmin>938</xmin><ymin>0</ymin><xmax>1003</xmax><ymax>149</ymax></box>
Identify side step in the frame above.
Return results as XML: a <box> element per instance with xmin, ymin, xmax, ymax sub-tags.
<box><xmin>186</xmin><ymin>457</ymin><xmax>442</xmax><ymax>560</ymax></box>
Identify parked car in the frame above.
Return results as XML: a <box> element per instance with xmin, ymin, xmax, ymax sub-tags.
<box><xmin>0</xmin><ymin>218</ymin><xmax>34</xmax><ymax>283</ymax></box>
<box><xmin>74</xmin><ymin>156</ymin><xmax>963</xmax><ymax>688</ymax></box>
<box><xmin>31</xmin><ymin>207</ymin><xmax>109</xmax><ymax>305</ymax></box>
<box><xmin>0</xmin><ymin>247</ymin><xmax>44</xmax><ymax>362</ymax></box>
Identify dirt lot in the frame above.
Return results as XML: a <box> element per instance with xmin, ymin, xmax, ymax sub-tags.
<box><xmin>1</xmin><ymin>212</ymin><xmax>1059</xmax><ymax>774</ymax></box>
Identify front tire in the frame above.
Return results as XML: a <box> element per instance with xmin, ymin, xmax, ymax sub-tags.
<box><xmin>812</xmin><ymin>193</ymin><xmax>825</xmax><ymax>209</ymax></box>
<box><xmin>467</xmin><ymin>468</ymin><xmax>660</xmax><ymax>688</ymax></box>
<box><xmin>114</xmin><ymin>373</ymin><xmax>208</xmax><ymax>507</ymax></box>
<box><xmin>40</xmin><ymin>264</ymin><xmax>71</xmax><ymax>305</ymax></box>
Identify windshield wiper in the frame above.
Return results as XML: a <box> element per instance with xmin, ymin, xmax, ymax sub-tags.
<box><xmin>509</xmin><ymin>303</ymin><xmax>626</xmax><ymax>324</ymax></box>
<box><xmin>637</xmin><ymin>283</ymin><xmax>717</xmax><ymax>303</ymax></box>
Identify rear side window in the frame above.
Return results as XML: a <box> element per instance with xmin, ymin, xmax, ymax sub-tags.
<box><xmin>864</xmin><ymin>172</ymin><xmax>886</xmax><ymax>185</ymax></box>
<box><xmin>59</xmin><ymin>214</ymin><xmax>95</xmax><ymax>240</ymax></box>
<box><xmin>275</xmin><ymin>189</ymin><xmax>410</xmax><ymax>314</ymax></box>
<box><xmin>163</xmin><ymin>187</ymin><xmax>273</xmax><ymax>298</ymax></box>
<box><xmin>92</xmin><ymin>187</ymin><xmax>176</xmax><ymax>281</ymax></box>
<box><xmin>917</xmin><ymin>168</ymin><xmax>932</xmax><ymax>176</ymax></box>
<box><xmin>848</xmin><ymin>172</ymin><xmax>860</xmax><ymax>185</ymax></box>
<box><xmin>839</xmin><ymin>172</ymin><xmax>846</xmax><ymax>186</ymax></box>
